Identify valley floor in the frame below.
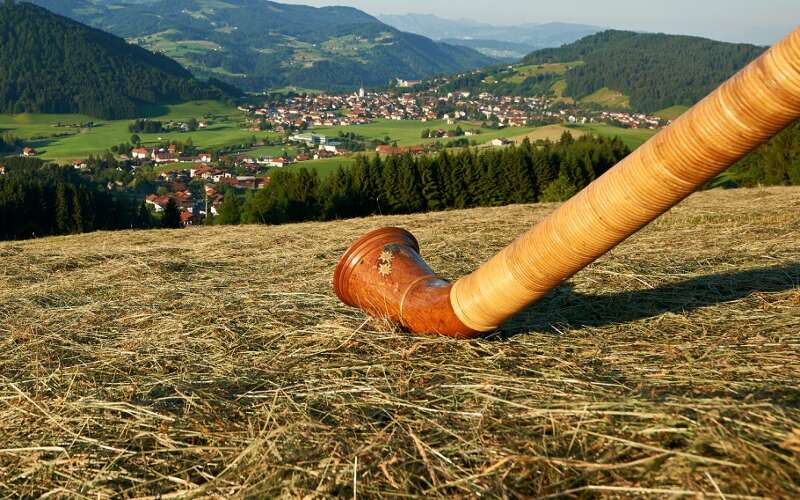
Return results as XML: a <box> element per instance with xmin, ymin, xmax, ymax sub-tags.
<box><xmin>1</xmin><ymin>187</ymin><xmax>799</xmax><ymax>497</ymax></box>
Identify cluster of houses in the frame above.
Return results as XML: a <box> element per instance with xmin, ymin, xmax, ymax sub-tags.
<box><xmin>242</xmin><ymin>85</ymin><xmax>666</xmax><ymax>135</ymax></box>
<box><xmin>145</xmin><ymin>166</ymin><xmax>271</xmax><ymax>226</ymax></box>
<box><xmin>130</xmin><ymin>146</ymin><xmax>214</xmax><ymax>165</ymax></box>
<box><xmin>596</xmin><ymin>110</ymin><xmax>664</xmax><ymax>129</ymax></box>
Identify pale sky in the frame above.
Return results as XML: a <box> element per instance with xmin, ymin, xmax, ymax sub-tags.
<box><xmin>278</xmin><ymin>0</ymin><xmax>800</xmax><ymax>45</ymax></box>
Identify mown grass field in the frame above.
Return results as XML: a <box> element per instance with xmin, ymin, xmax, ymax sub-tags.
<box><xmin>1</xmin><ymin>186</ymin><xmax>798</xmax><ymax>497</ymax></box>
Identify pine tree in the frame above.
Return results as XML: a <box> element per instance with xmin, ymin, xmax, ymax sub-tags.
<box><xmin>395</xmin><ymin>155</ymin><xmax>425</xmax><ymax>213</ymax></box>
<box><xmin>418</xmin><ymin>157</ymin><xmax>444</xmax><ymax>211</ymax></box>
<box><xmin>381</xmin><ymin>157</ymin><xmax>402</xmax><ymax>213</ymax></box>
<box><xmin>134</xmin><ymin>201</ymin><xmax>153</xmax><ymax>229</ymax></box>
<box><xmin>217</xmin><ymin>189</ymin><xmax>243</xmax><ymax>225</ymax></box>
<box><xmin>532</xmin><ymin>149</ymin><xmax>558</xmax><ymax>195</ymax></box>
<box><xmin>71</xmin><ymin>187</ymin><xmax>83</xmax><ymax>233</ymax></box>
<box><xmin>161</xmin><ymin>198</ymin><xmax>182</xmax><ymax>229</ymax></box>
<box><xmin>55</xmin><ymin>183</ymin><xmax>70</xmax><ymax>234</ymax></box>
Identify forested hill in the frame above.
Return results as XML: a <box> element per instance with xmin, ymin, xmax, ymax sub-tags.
<box><xmin>523</xmin><ymin>30</ymin><xmax>765</xmax><ymax>113</ymax></box>
<box><xmin>0</xmin><ymin>1</ymin><xmax>237</xmax><ymax>119</ymax></box>
<box><xmin>29</xmin><ymin>0</ymin><xmax>494</xmax><ymax>92</ymax></box>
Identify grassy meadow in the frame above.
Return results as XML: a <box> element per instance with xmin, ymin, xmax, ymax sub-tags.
<box><xmin>574</xmin><ymin>123</ymin><xmax>658</xmax><ymax>149</ymax></box>
<box><xmin>580</xmin><ymin>87</ymin><xmax>632</xmax><ymax>109</ymax></box>
<box><xmin>504</xmin><ymin>61</ymin><xmax>584</xmax><ymax>84</ymax></box>
<box><xmin>0</xmin><ymin>101</ymin><xmax>262</xmax><ymax>162</ymax></box>
<box><xmin>314</xmin><ymin>119</ymin><xmax>542</xmax><ymax>148</ymax></box>
<box><xmin>1</xmin><ymin>186</ymin><xmax>798</xmax><ymax>497</ymax></box>
<box><xmin>655</xmin><ymin>105</ymin><xmax>691</xmax><ymax>120</ymax></box>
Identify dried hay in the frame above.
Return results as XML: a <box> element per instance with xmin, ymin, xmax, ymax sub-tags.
<box><xmin>0</xmin><ymin>186</ymin><xmax>799</xmax><ymax>498</ymax></box>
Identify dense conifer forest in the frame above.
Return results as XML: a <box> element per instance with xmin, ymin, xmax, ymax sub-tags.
<box><xmin>722</xmin><ymin>121</ymin><xmax>800</xmax><ymax>187</ymax></box>
<box><xmin>228</xmin><ymin>134</ymin><xmax>630</xmax><ymax>225</ymax></box>
<box><xmin>0</xmin><ymin>158</ymin><xmax>151</xmax><ymax>240</ymax></box>
<box><xmin>0</xmin><ymin>1</ymin><xmax>236</xmax><ymax>119</ymax></box>
<box><xmin>524</xmin><ymin>30</ymin><xmax>765</xmax><ymax>113</ymax></box>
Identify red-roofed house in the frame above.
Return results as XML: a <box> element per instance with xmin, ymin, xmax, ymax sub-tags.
<box><xmin>180</xmin><ymin>210</ymin><xmax>194</xmax><ymax>227</ymax></box>
<box><xmin>145</xmin><ymin>194</ymin><xmax>170</xmax><ymax>213</ymax></box>
<box><xmin>131</xmin><ymin>148</ymin><xmax>150</xmax><ymax>160</ymax></box>
<box><xmin>152</xmin><ymin>151</ymin><xmax>179</xmax><ymax>164</ymax></box>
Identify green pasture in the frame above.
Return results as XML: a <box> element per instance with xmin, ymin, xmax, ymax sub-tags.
<box><xmin>580</xmin><ymin>87</ymin><xmax>631</xmax><ymax>109</ymax></box>
<box><xmin>504</xmin><ymin>61</ymin><xmax>583</xmax><ymax>84</ymax></box>
<box><xmin>0</xmin><ymin>101</ymin><xmax>271</xmax><ymax>162</ymax></box>
<box><xmin>655</xmin><ymin>105</ymin><xmax>690</xmax><ymax>120</ymax></box>
<box><xmin>315</xmin><ymin>119</ymin><xmax>541</xmax><ymax>148</ymax></box>
<box><xmin>574</xmin><ymin>123</ymin><xmax>658</xmax><ymax>150</ymax></box>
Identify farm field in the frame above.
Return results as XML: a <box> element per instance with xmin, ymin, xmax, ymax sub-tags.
<box><xmin>511</xmin><ymin>124</ymin><xmax>585</xmax><ymax>143</ymax></box>
<box><xmin>0</xmin><ymin>101</ymin><xmax>262</xmax><ymax>162</ymax></box>
<box><xmin>655</xmin><ymin>105</ymin><xmax>691</xmax><ymax>120</ymax></box>
<box><xmin>574</xmin><ymin>123</ymin><xmax>658</xmax><ymax>149</ymax></box>
<box><xmin>315</xmin><ymin>119</ymin><xmax>541</xmax><ymax>148</ymax></box>
<box><xmin>1</xmin><ymin>186</ymin><xmax>798</xmax><ymax>497</ymax></box>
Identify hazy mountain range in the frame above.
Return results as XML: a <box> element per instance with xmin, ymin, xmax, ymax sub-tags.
<box><xmin>378</xmin><ymin>13</ymin><xmax>603</xmax><ymax>60</ymax></box>
<box><xmin>28</xmin><ymin>0</ymin><xmax>494</xmax><ymax>92</ymax></box>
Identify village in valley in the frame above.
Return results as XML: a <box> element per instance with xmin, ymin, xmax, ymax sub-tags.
<box><xmin>5</xmin><ymin>76</ymin><xmax>668</xmax><ymax>227</ymax></box>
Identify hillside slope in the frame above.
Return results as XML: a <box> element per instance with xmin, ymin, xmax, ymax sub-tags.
<box><xmin>0</xmin><ymin>2</ymin><xmax>234</xmax><ymax>119</ymax></box>
<box><xmin>524</xmin><ymin>30</ymin><xmax>765</xmax><ymax>113</ymax></box>
<box><xmin>30</xmin><ymin>0</ymin><xmax>494</xmax><ymax>91</ymax></box>
<box><xmin>1</xmin><ymin>187</ymin><xmax>799</xmax><ymax>497</ymax></box>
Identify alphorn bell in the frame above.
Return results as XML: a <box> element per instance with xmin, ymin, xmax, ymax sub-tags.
<box><xmin>333</xmin><ymin>27</ymin><xmax>800</xmax><ymax>338</ymax></box>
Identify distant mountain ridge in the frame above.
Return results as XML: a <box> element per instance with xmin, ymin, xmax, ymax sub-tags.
<box><xmin>432</xmin><ymin>30</ymin><xmax>766</xmax><ymax>115</ymax></box>
<box><xmin>0</xmin><ymin>1</ymin><xmax>235</xmax><ymax>119</ymax></box>
<box><xmin>29</xmin><ymin>0</ymin><xmax>494</xmax><ymax>92</ymax></box>
<box><xmin>524</xmin><ymin>30</ymin><xmax>766</xmax><ymax>113</ymax></box>
<box><xmin>379</xmin><ymin>13</ymin><xmax>602</xmax><ymax>60</ymax></box>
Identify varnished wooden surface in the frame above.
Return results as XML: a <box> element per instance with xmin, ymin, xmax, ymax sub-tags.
<box><xmin>450</xmin><ymin>27</ymin><xmax>800</xmax><ymax>332</ymax></box>
<box><xmin>333</xmin><ymin>227</ymin><xmax>479</xmax><ymax>338</ymax></box>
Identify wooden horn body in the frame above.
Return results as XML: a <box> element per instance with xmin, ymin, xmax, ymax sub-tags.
<box><xmin>334</xmin><ymin>27</ymin><xmax>800</xmax><ymax>337</ymax></box>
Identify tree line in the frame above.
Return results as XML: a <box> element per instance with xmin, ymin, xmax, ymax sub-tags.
<box><xmin>721</xmin><ymin>120</ymin><xmax>800</xmax><ymax>187</ymax></box>
<box><xmin>215</xmin><ymin>133</ymin><xmax>630</xmax><ymax>225</ymax></box>
<box><xmin>0</xmin><ymin>132</ymin><xmax>21</xmax><ymax>154</ymax></box>
<box><xmin>0</xmin><ymin>158</ymin><xmax>153</xmax><ymax>240</ymax></box>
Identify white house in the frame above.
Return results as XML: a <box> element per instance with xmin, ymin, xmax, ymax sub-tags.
<box><xmin>490</xmin><ymin>138</ymin><xmax>513</xmax><ymax>147</ymax></box>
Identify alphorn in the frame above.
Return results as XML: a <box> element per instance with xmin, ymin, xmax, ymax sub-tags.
<box><xmin>333</xmin><ymin>27</ymin><xmax>800</xmax><ymax>338</ymax></box>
